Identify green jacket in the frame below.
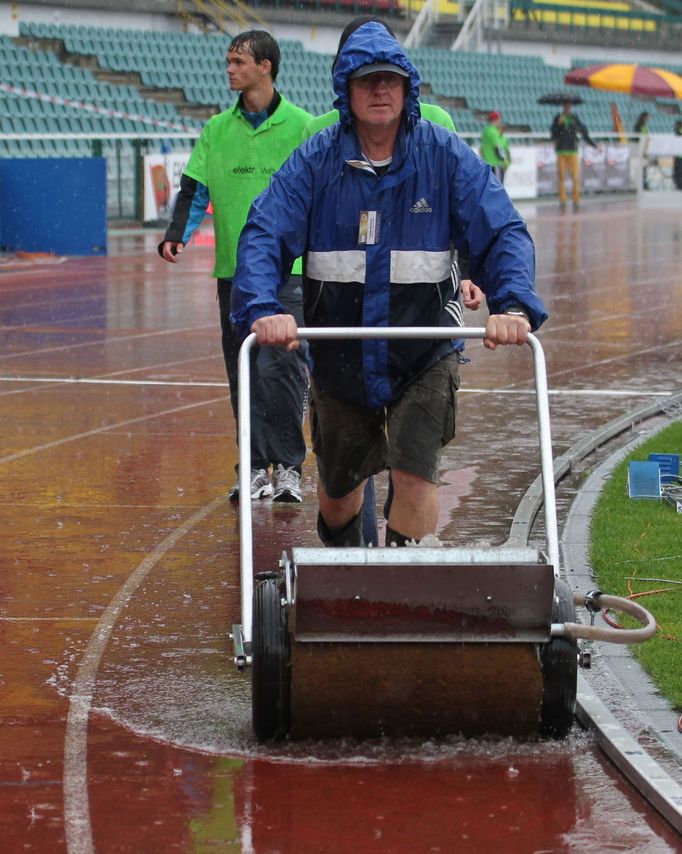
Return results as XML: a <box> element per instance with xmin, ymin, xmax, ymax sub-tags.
<box><xmin>302</xmin><ymin>101</ymin><xmax>455</xmax><ymax>138</ymax></box>
<box><xmin>183</xmin><ymin>95</ymin><xmax>312</xmax><ymax>278</ymax></box>
<box><xmin>480</xmin><ymin>122</ymin><xmax>509</xmax><ymax>168</ymax></box>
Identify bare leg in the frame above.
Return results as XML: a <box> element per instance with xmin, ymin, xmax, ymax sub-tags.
<box><xmin>386</xmin><ymin>468</ymin><xmax>438</xmax><ymax>541</ymax></box>
<box><xmin>318</xmin><ymin>479</ymin><xmax>366</xmax><ymax>531</ymax></box>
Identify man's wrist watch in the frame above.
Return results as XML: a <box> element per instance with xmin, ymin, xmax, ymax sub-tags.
<box><xmin>504</xmin><ymin>305</ymin><xmax>530</xmax><ymax>321</ymax></box>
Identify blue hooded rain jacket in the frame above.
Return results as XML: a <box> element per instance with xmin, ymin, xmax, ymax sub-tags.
<box><xmin>231</xmin><ymin>22</ymin><xmax>547</xmax><ymax>409</ymax></box>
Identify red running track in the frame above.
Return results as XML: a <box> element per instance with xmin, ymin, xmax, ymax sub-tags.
<box><xmin>1</xmin><ymin>198</ymin><xmax>681</xmax><ymax>851</ymax></box>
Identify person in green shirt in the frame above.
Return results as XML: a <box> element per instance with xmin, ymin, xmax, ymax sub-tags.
<box><xmin>159</xmin><ymin>30</ymin><xmax>312</xmax><ymax>503</ymax></box>
<box><xmin>480</xmin><ymin>110</ymin><xmax>510</xmax><ymax>184</ymax></box>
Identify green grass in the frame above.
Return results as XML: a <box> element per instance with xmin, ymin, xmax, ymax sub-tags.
<box><xmin>589</xmin><ymin>420</ymin><xmax>682</xmax><ymax>710</ymax></box>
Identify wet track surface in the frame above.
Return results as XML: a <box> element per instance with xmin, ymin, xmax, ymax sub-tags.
<box><xmin>1</xmin><ymin>197</ymin><xmax>681</xmax><ymax>851</ymax></box>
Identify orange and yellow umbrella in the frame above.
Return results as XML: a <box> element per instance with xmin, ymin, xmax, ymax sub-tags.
<box><xmin>564</xmin><ymin>64</ymin><xmax>682</xmax><ymax>100</ymax></box>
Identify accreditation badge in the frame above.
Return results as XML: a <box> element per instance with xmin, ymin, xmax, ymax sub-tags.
<box><xmin>358</xmin><ymin>210</ymin><xmax>381</xmax><ymax>245</ymax></box>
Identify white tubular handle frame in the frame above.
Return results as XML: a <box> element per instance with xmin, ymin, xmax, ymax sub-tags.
<box><xmin>551</xmin><ymin>593</ymin><xmax>658</xmax><ymax>644</ymax></box>
<box><xmin>238</xmin><ymin>327</ymin><xmax>557</xmax><ymax>644</ymax></box>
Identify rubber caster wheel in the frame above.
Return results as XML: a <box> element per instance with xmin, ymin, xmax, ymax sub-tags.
<box><xmin>251</xmin><ymin>572</ymin><xmax>290</xmax><ymax>742</ymax></box>
<box><xmin>540</xmin><ymin>578</ymin><xmax>578</xmax><ymax>738</ymax></box>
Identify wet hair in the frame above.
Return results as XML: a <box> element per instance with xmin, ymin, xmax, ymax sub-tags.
<box><xmin>228</xmin><ymin>30</ymin><xmax>280</xmax><ymax>81</ymax></box>
<box><xmin>332</xmin><ymin>16</ymin><xmax>396</xmax><ymax>70</ymax></box>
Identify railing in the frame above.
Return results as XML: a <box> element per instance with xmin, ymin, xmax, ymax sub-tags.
<box><xmin>433</xmin><ymin>0</ymin><xmax>682</xmax><ymax>50</ymax></box>
<box><xmin>508</xmin><ymin>0</ymin><xmax>682</xmax><ymax>34</ymax></box>
<box><xmin>249</xmin><ymin>0</ymin><xmax>407</xmax><ymax>18</ymax></box>
<box><xmin>451</xmin><ymin>0</ymin><xmax>507</xmax><ymax>50</ymax></box>
<box><xmin>0</xmin><ymin>131</ymin><xmax>653</xmax><ymax>223</ymax></box>
<box><xmin>405</xmin><ymin>0</ymin><xmax>441</xmax><ymax>47</ymax></box>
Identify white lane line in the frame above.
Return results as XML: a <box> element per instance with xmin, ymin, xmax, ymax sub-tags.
<box><xmin>0</xmin><ymin>375</ymin><xmax>674</xmax><ymax>397</ymax></box>
<box><xmin>63</xmin><ymin>495</ymin><xmax>225</xmax><ymax>854</ymax></box>
<box><xmin>0</xmin><ymin>354</ymin><xmax>223</xmax><ymax>398</ymax></box>
<box><xmin>0</xmin><ymin>395</ymin><xmax>227</xmax><ymax>465</ymax></box>
<box><xmin>544</xmin><ymin>338</ymin><xmax>681</xmax><ymax>383</ymax></box>
<box><xmin>0</xmin><ymin>375</ymin><xmax>228</xmax><ymax>388</ymax></box>
<box><xmin>1</xmin><ymin>617</ymin><xmax>99</xmax><ymax>622</ymax></box>
<box><xmin>464</xmin><ymin>388</ymin><xmax>674</xmax><ymax>397</ymax></box>
<box><xmin>488</xmin><ymin>339</ymin><xmax>682</xmax><ymax>393</ymax></box>
<box><xmin>0</xmin><ymin>323</ymin><xmax>214</xmax><ymax>360</ymax></box>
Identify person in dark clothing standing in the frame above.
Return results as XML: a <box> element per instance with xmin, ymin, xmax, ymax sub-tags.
<box><xmin>550</xmin><ymin>101</ymin><xmax>597</xmax><ymax>212</ymax></box>
<box><xmin>633</xmin><ymin>111</ymin><xmax>650</xmax><ymax>189</ymax></box>
<box><xmin>673</xmin><ymin>118</ymin><xmax>682</xmax><ymax>190</ymax></box>
<box><xmin>633</xmin><ymin>111</ymin><xmax>649</xmax><ymax>135</ymax></box>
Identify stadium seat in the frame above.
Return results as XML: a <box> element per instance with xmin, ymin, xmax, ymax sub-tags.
<box><xmin>648</xmin><ymin>453</ymin><xmax>680</xmax><ymax>484</ymax></box>
<box><xmin>627</xmin><ymin>461</ymin><xmax>661</xmax><ymax>499</ymax></box>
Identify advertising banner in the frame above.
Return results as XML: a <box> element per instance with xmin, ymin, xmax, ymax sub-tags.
<box><xmin>535</xmin><ymin>145</ymin><xmax>557</xmax><ymax>196</ymax></box>
<box><xmin>581</xmin><ymin>144</ymin><xmax>606</xmax><ymax>192</ymax></box>
<box><xmin>505</xmin><ymin>146</ymin><xmax>537</xmax><ymax>199</ymax></box>
<box><xmin>647</xmin><ymin>134</ymin><xmax>682</xmax><ymax>157</ymax></box>
<box><xmin>0</xmin><ymin>157</ymin><xmax>107</xmax><ymax>255</ymax></box>
<box><xmin>604</xmin><ymin>144</ymin><xmax>631</xmax><ymax>191</ymax></box>
<box><xmin>143</xmin><ymin>151</ymin><xmax>192</xmax><ymax>223</ymax></box>
<box><xmin>535</xmin><ymin>143</ymin><xmax>630</xmax><ymax>195</ymax></box>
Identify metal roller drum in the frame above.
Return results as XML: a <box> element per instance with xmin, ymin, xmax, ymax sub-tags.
<box><xmin>290</xmin><ymin>641</ymin><xmax>544</xmax><ymax>739</ymax></box>
<box><xmin>275</xmin><ymin>546</ymin><xmax>562</xmax><ymax>740</ymax></box>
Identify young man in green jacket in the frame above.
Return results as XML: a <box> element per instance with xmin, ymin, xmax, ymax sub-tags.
<box><xmin>159</xmin><ymin>31</ymin><xmax>311</xmax><ymax>503</ymax></box>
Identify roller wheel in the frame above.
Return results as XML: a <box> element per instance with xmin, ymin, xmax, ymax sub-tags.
<box><xmin>540</xmin><ymin>578</ymin><xmax>578</xmax><ymax>738</ymax></box>
<box><xmin>251</xmin><ymin>572</ymin><xmax>291</xmax><ymax>742</ymax></box>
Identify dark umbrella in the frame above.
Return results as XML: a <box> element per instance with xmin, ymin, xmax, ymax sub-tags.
<box><xmin>537</xmin><ymin>92</ymin><xmax>584</xmax><ymax>106</ymax></box>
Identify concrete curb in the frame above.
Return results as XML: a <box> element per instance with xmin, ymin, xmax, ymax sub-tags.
<box><xmin>508</xmin><ymin>392</ymin><xmax>682</xmax><ymax>548</ymax></box>
<box><xmin>561</xmin><ymin>431</ymin><xmax>682</xmax><ymax>766</ymax></box>
<box><xmin>561</xmin><ymin>431</ymin><xmax>682</xmax><ymax>832</ymax></box>
<box><xmin>506</xmin><ymin>389</ymin><xmax>682</xmax><ymax>831</ymax></box>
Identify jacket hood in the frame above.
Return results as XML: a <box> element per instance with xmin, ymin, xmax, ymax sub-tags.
<box><xmin>332</xmin><ymin>22</ymin><xmax>420</xmax><ymax>131</ymax></box>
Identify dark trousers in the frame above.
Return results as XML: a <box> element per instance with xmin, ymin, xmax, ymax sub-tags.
<box><xmin>674</xmin><ymin>158</ymin><xmax>682</xmax><ymax>190</ymax></box>
<box><xmin>217</xmin><ymin>276</ymin><xmax>308</xmax><ymax>473</ymax></box>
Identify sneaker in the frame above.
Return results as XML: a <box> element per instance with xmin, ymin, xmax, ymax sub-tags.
<box><xmin>272</xmin><ymin>464</ymin><xmax>303</xmax><ymax>503</ymax></box>
<box><xmin>228</xmin><ymin>468</ymin><xmax>273</xmax><ymax>502</ymax></box>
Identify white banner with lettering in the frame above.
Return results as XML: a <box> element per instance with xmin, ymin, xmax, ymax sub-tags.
<box><xmin>143</xmin><ymin>151</ymin><xmax>192</xmax><ymax>222</ymax></box>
